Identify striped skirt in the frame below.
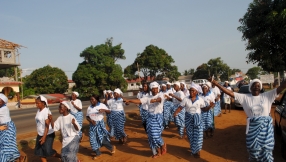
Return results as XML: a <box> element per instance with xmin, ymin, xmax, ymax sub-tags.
<box><xmin>201</xmin><ymin>109</ymin><xmax>213</xmax><ymax>131</ymax></box>
<box><xmin>163</xmin><ymin>101</ymin><xmax>174</xmax><ymax>126</ymax></box>
<box><xmin>70</xmin><ymin>111</ymin><xmax>83</xmax><ymax>137</ymax></box>
<box><xmin>146</xmin><ymin>113</ymin><xmax>164</xmax><ymax>154</ymax></box>
<box><xmin>109</xmin><ymin>110</ymin><xmax>127</xmax><ymax>140</ymax></box>
<box><xmin>173</xmin><ymin>104</ymin><xmax>185</xmax><ymax>137</ymax></box>
<box><xmin>0</xmin><ymin>121</ymin><xmax>20</xmax><ymax>162</ymax></box>
<box><xmin>246</xmin><ymin>116</ymin><xmax>274</xmax><ymax>162</ymax></box>
<box><xmin>61</xmin><ymin>135</ymin><xmax>80</xmax><ymax>162</ymax></box>
<box><xmin>139</xmin><ymin>104</ymin><xmax>148</xmax><ymax>123</ymax></box>
<box><xmin>213</xmin><ymin>101</ymin><xmax>221</xmax><ymax>116</ymax></box>
<box><xmin>185</xmin><ymin>112</ymin><xmax>203</xmax><ymax>154</ymax></box>
<box><xmin>89</xmin><ymin>120</ymin><xmax>110</xmax><ymax>151</ymax></box>
<box><xmin>106</xmin><ymin>113</ymin><xmax>112</xmax><ymax>130</ymax></box>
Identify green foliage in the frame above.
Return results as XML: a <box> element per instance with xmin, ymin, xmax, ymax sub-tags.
<box><xmin>124</xmin><ymin>45</ymin><xmax>180</xmax><ymax>82</ymax></box>
<box><xmin>25</xmin><ymin>65</ymin><xmax>68</xmax><ymax>94</ymax></box>
<box><xmin>192</xmin><ymin>57</ymin><xmax>240</xmax><ymax>81</ymax></box>
<box><xmin>238</xmin><ymin>0</ymin><xmax>286</xmax><ymax>72</ymax></box>
<box><xmin>183</xmin><ymin>68</ymin><xmax>195</xmax><ymax>76</ymax></box>
<box><xmin>246</xmin><ymin>66</ymin><xmax>263</xmax><ymax>79</ymax></box>
<box><xmin>0</xmin><ymin>67</ymin><xmax>14</xmax><ymax>77</ymax></box>
<box><xmin>72</xmin><ymin>38</ymin><xmax>127</xmax><ymax>98</ymax></box>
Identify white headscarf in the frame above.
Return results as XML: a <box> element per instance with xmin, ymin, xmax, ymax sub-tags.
<box><xmin>249</xmin><ymin>79</ymin><xmax>262</xmax><ymax>92</ymax></box>
<box><xmin>166</xmin><ymin>82</ymin><xmax>171</xmax><ymax>85</ymax></box>
<box><xmin>173</xmin><ymin>81</ymin><xmax>180</xmax><ymax>88</ymax></box>
<box><xmin>206</xmin><ymin>82</ymin><xmax>212</xmax><ymax>88</ymax></box>
<box><xmin>61</xmin><ymin>101</ymin><xmax>70</xmax><ymax>110</ymax></box>
<box><xmin>161</xmin><ymin>84</ymin><xmax>166</xmax><ymax>87</ymax></box>
<box><xmin>0</xmin><ymin>93</ymin><xmax>8</xmax><ymax>104</ymax></box>
<box><xmin>139</xmin><ymin>85</ymin><xmax>143</xmax><ymax>89</ymax></box>
<box><xmin>114</xmin><ymin>88</ymin><xmax>123</xmax><ymax>95</ymax></box>
<box><xmin>202</xmin><ymin>84</ymin><xmax>209</xmax><ymax>90</ymax></box>
<box><xmin>149</xmin><ymin>81</ymin><xmax>160</xmax><ymax>89</ymax></box>
<box><xmin>72</xmin><ymin>91</ymin><xmax>79</xmax><ymax>97</ymax></box>
<box><xmin>39</xmin><ymin>95</ymin><xmax>48</xmax><ymax>106</ymax></box>
<box><xmin>180</xmin><ymin>82</ymin><xmax>186</xmax><ymax>88</ymax></box>
<box><xmin>107</xmin><ymin>90</ymin><xmax>112</xmax><ymax>93</ymax></box>
<box><xmin>189</xmin><ymin>82</ymin><xmax>202</xmax><ymax>94</ymax></box>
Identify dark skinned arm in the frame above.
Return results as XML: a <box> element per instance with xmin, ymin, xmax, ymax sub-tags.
<box><xmin>71</xmin><ymin>118</ymin><xmax>79</xmax><ymax>131</ymax></box>
<box><xmin>276</xmin><ymin>79</ymin><xmax>286</xmax><ymax>94</ymax></box>
<box><xmin>86</xmin><ymin>116</ymin><xmax>96</xmax><ymax>125</ymax></box>
<box><xmin>40</xmin><ymin>119</ymin><xmax>50</xmax><ymax>145</ymax></box>
<box><xmin>173</xmin><ymin>106</ymin><xmax>183</xmax><ymax>117</ymax></box>
<box><xmin>208</xmin><ymin>77</ymin><xmax>234</xmax><ymax>98</ymax></box>
<box><xmin>201</xmin><ymin>102</ymin><xmax>215</xmax><ymax>112</ymax></box>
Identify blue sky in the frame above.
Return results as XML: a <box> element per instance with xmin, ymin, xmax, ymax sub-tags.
<box><xmin>1</xmin><ymin>1</ymin><xmax>254</xmax><ymax>79</ymax></box>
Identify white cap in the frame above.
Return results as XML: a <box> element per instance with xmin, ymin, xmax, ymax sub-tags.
<box><xmin>114</xmin><ymin>88</ymin><xmax>123</xmax><ymax>95</ymax></box>
<box><xmin>149</xmin><ymin>82</ymin><xmax>160</xmax><ymax>89</ymax></box>
<box><xmin>61</xmin><ymin>101</ymin><xmax>70</xmax><ymax>110</ymax></box>
<box><xmin>39</xmin><ymin>95</ymin><xmax>48</xmax><ymax>106</ymax></box>
<box><xmin>72</xmin><ymin>91</ymin><xmax>79</xmax><ymax>97</ymax></box>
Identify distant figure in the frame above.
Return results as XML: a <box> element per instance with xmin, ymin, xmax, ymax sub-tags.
<box><xmin>222</xmin><ymin>81</ymin><xmax>232</xmax><ymax>114</ymax></box>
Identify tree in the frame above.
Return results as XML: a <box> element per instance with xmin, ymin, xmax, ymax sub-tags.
<box><xmin>25</xmin><ymin>65</ymin><xmax>68</xmax><ymax>94</ymax></box>
<box><xmin>238</xmin><ymin>0</ymin><xmax>286</xmax><ymax>72</ymax></box>
<box><xmin>72</xmin><ymin>38</ymin><xmax>127</xmax><ymax>98</ymax></box>
<box><xmin>182</xmin><ymin>68</ymin><xmax>195</xmax><ymax>76</ymax></box>
<box><xmin>192</xmin><ymin>57</ymin><xmax>241</xmax><ymax>81</ymax></box>
<box><xmin>124</xmin><ymin>45</ymin><xmax>180</xmax><ymax>82</ymax></box>
<box><xmin>246</xmin><ymin>66</ymin><xmax>263</xmax><ymax>79</ymax></box>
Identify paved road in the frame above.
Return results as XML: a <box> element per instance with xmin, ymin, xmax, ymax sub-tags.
<box><xmin>10</xmin><ymin>101</ymin><xmax>139</xmax><ymax>135</ymax></box>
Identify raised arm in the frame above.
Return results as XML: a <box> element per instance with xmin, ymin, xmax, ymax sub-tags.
<box><xmin>209</xmin><ymin>78</ymin><xmax>234</xmax><ymax>98</ymax></box>
<box><xmin>276</xmin><ymin>79</ymin><xmax>286</xmax><ymax>94</ymax></box>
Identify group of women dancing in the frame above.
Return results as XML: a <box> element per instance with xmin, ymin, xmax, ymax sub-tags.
<box><xmin>0</xmin><ymin>77</ymin><xmax>285</xmax><ymax>161</ymax></box>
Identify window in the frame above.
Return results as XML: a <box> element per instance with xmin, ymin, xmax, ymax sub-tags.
<box><xmin>131</xmin><ymin>83</ymin><xmax>134</xmax><ymax>86</ymax></box>
<box><xmin>4</xmin><ymin>51</ymin><xmax>12</xmax><ymax>58</ymax></box>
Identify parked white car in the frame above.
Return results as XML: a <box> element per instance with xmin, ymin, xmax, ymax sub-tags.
<box><xmin>192</xmin><ymin>79</ymin><xmax>208</xmax><ymax>85</ymax></box>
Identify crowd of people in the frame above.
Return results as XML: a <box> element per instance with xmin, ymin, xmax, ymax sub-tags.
<box><xmin>0</xmin><ymin>77</ymin><xmax>285</xmax><ymax>161</ymax></box>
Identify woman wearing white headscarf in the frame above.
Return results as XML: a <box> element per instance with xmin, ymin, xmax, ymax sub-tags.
<box><xmin>124</xmin><ymin>82</ymin><xmax>167</xmax><ymax>158</ymax></box>
<box><xmin>180</xmin><ymin>82</ymin><xmax>190</xmax><ymax>97</ymax></box>
<box><xmin>174</xmin><ymin>83</ymin><xmax>206</xmax><ymax>158</ymax></box>
<box><xmin>105</xmin><ymin>88</ymin><xmax>128</xmax><ymax>144</ymax></box>
<box><xmin>168</xmin><ymin>81</ymin><xmax>186</xmax><ymax>138</ymax></box>
<box><xmin>0</xmin><ymin>93</ymin><xmax>26</xmax><ymax>162</ymax></box>
<box><xmin>137</xmin><ymin>82</ymin><xmax>150</xmax><ymax>131</ymax></box>
<box><xmin>160</xmin><ymin>84</ymin><xmax>174</xmax><ymax>129</ymax></box>
<box><xmin>70</xmin><ymin>92</ymin><xmax>83</xmax><ymax>141</ymax></box>
<box><xmin>34</xmin><ymin>95</ymin><xmax>61</xmax><ymax>161</ymax></box>
<box><xmin>49</xmin><ymin>101</ymin><xmax>81</xmax><ymax>162</ymax></box>
<box><xmin>210</xmin><ymin>78</ymin><xmax>286</xmax><ymax>161</ymax></box>
<box><xmin>200</xmin><ymin>84</ymin><xmax>215</xmax><ymax>139</ymax></box>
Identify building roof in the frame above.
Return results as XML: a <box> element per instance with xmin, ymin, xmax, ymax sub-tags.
<box><xmin>178</xmin><ymin>75</ymin><xmax>192</xmax><ymax>80</ymax></box>
<box><xmin>0</xmin><ymin>81</ymin><xmax>22</xmax><ymax>85</ymax></box>
<box><xmin>126</xmin><ymin>76</ymin><xmax>155</xmax><ymax>83</ymax></box>
<box><xmin>68</xmin><ymin>80</ymin><xmax>74</xmax><ymax>83</ymax></box>
<box><xmin>0</xmin><ymin>39</ymin><xmax>24</xmax><ymax>50</ymax></box>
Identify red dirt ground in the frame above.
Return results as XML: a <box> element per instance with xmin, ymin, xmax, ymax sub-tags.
<box><xmin>17</xmin><ymin>104</ymin><xmax>284</xmax><ymax>162</ymax></box>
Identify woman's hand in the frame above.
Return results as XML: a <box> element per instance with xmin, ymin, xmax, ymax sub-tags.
<box><xmin>72</xmin><ymin>118</ymin><xmax>76</xmax><ymax>124</ymax></box>
<box><xmin>0</xmin><ymin>125</ymin><xmax>7</xmax><ymax>130</ymax></box>
<box><xmin>91</xmin><ymin>120</ymin><xmax>96</xmax><ymax>126</ymax></box>
<box><xmin>39</xmin><ymin>137</ymin><xmax>46</xmax><ymax>145</ymax></box>
<box><xmin>48</xmin><ymin>114</ymin><xmax>53</xmax><ymax>121</ymax></box>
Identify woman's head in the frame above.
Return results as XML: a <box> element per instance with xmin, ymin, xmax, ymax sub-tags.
<box><xmin>90</xmin><ymin>94</ymin><xmax>100</xmax><ymax>106</ymax></box>
<box><xmin>180</xmin><ymin>82</ymin><xmax>185</xmax><ymax>91</ymax></box>
<box><xmin>36</xmin><ymin>95</ymin><xmax>48</xmax><ymax>109</ymax></box>
<box><xmin>71</xmin><ymin>92</ymin><xmax>79</xmax><ymax>100</ymax></box>
<box><xmin>142</xmin><ymin>82</ymin><xmax>149</xmax><ymax>92</ymax></box>
<box><xmin>249</xmin><ymin>79</ymin><xmax>263</xmax><ymax>95</ymax></box>
<box><xmin>149</xmin><ymin>82</ymin><xmax>159</xmax><ymax>96</ymax></box>
<box><xmin>173</xmin><ymin>82</ymin><xmax>181</xmax><ymax>91</ymax></box>
<box><xmin>161</xmin><ymin>84</ymin><xmax>167</xmax><ymax>92</ymax></box>
<box><xmin>113</xmin><ymin>88</ymin><xmax>122</xmax><ymax>99</ymax></box>
<box><xmin>202</xmin><ymin>84</ymin><xmax>209</xmax><ymax>94</ymax></box>
<box><xmin>189</xmin><ymin>87</ymin><xmax>198</xmax><ymax>98</ymax></box>
<box><xmin>58</xmin><ymin>101</ymin><xmax>70</xmax><ymax>114</ymax></box>
<box><xmin>0</xmin><ymin>93</ymin><xmax>8</xmax><ymax>108</ymax></box>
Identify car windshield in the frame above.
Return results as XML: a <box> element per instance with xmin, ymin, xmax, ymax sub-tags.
<box><xmin>238</xmin><ymin>86</ymin><xmax>250</xmax><ymax>94</ymax></box>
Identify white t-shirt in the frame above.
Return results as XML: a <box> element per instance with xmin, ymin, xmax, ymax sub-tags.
<box><xmin>140</xmin><ymin>93</ymin><xmax>165</xmax><ymax>114</ymax></box>
<box><xmin>200</xmin><ymin>91</ymin><xmax>215</xmax><ymax>106</ymax></box>
<box><xmin>0</xmin><ymin>105</ymin><xmax>11</xmax><ymax>124</ymax></box>
<box><xmin>35</xmin><ymin>108</ymin><xmax>54</xmax><ymax>136</ymax></box>
<box><xmin>86</xmin><ymin>103</ymin><xmax>108</xmax><ymax>121</ymax></box>
<box><xmin>224</xmin><ymin>86</ymin><xmax>232</xmax><ymax>98</ymax></box>
<box><xmin>172</xmin><ymin>91</ymin><xmax>186</xmax><ymax>105</ymax></box>
<box><xmin>53</xmin><ymin>114</ymin><xmax>81</xmax><ymax>148</ymax></box>
<box><xmin>70</xmin><ymin>99</ymin><xmax>82</xmax><ymax>113</ymax></box>
<box><xmin>210</xmin><ymin>86</ymin><xmax>221</xmax><ymax>101</ymax></box>
<box><xmin>234</xmin><ymin>88</ymin><xmax>277</xmax><ymax>118</ymax></box>
<box><xmin>107</xmin><ymin>98</ymin><xmax>125</xmax><ymax>111</ymax></box>
<box><xmin>139</xmin><ymin>92</ymin><xmax>149</xmax><ymax>110</ymax></box>
<box><xmin>180</xmin><ymin>96</ymin><xmax>206</xmax><ymax>114</ymax></box>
